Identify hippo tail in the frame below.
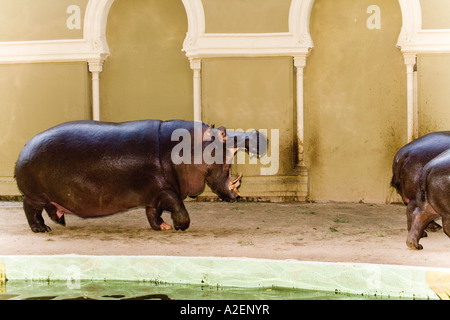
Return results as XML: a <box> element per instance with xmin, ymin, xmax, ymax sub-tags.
<box><xmin>418</xmin><ymin>166</ymin><xmax>432</xmax><ymax>203</ymax></box>
<box><xmin>390</xmin><ymin>152</ymin><xmax>406</xmax><ymax>194</ymax></box>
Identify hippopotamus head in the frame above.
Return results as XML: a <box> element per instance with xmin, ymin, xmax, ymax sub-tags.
<box><xmin>201</xmin><ymin>125</ymin><xmax>267</xmax><ymax>201</ymax></box>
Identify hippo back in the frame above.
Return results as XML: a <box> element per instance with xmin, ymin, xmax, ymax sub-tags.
<box><xmin>391</xmin><ymin>131</ymin><xmax>450</xmax><ymax>201</ymax></box>
<box><xmin>15</xmin><ymin>120</ymin><xmax>165</xmax><ymax>214</ymax></box>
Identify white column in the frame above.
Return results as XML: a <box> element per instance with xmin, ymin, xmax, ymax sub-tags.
<box><xmin>88</xmin><ymin>59</ymin><xmax>104</xmax><ymax>121</ymax></box>
<box><xmin>294</xmin><ymin>54</ymin><xmax>307</xmax><ymax>166</ymax></box>
<box><xmin>404</xmin><ymin>53</ymin><xmax>417</xmax><ymax>142</ymax></box>
<box><xmin>190</xmin><ymin>58</ymin><xmax>202</xmax><ymax>122</ymax></box>
<box><xmin>413</xmin><ymin>65</ymin><xmax>418</xmax><ymax>140</ymax></box>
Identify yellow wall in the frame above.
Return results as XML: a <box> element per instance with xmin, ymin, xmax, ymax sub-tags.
<box><xmin>202</xmin><ymin>57</ymin><xmax>294</xmax><ymax>177</ymax></box>
<box><xmin>304</xmin><ymin>0</ymin><xmax>406</xmax><ymax>202</ymax></box>
<box><xmin>100</xmin><ymin>0</ymin><xmax>193</xmax><ymax>122</ymax></box>
<box><xmin>1</xmin><ymin>0</ymin><xmax>450</xmax><ymax>203</ymax></box>
<box><xmin>0</xmin><ymin>63</ymin><xmax>90</xmax><ymax>194</ymax></box>
<box><xmin>420</xmin><ymin>0</ymin><xmax>450</xmax><ymax>29</ymax></box>
<box><xmin>0</xmin><ymin>0</ymin><xmax>87</xmax><ymax>41</ymax></box>
<box><xmin>202</xmin><ymin>0</ymin><xmax>291</xmax><ymax>33</ymax></box>
<box><xmin>418</xmin><ymin>54</ymin><xmax>450</xmax><ymax>134</ymax></box>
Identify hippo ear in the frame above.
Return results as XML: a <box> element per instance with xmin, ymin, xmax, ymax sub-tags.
<box><xmin>203</xmin><ymin>127</ymin><xmax>213</xmax><ymax>141</ymax></box>
<box><xmin>217</xmin><ymin>126</ymin><xmax>227</xmax><ymax>143</ymax></box>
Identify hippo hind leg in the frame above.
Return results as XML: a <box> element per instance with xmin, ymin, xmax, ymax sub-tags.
<box><xmin>23</xmin><ymin>196</ymin><xmax>51</xmax><ymax>233</ymax></box>
<box><xmin>406</xmin><ymin>206</ymin><xmax>440</xmax><ymax>250</ymax></box>
<box><xmin>45</xmin><ymin>203</ymin><xmax>66</xmax><ymax>226</ymax></box>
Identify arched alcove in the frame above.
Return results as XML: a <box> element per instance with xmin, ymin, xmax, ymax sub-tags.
<box><xmin>100</xmin><ymin>0</ymin><xmax>193</xmax><ymax>122</ymax></box>
<box><xmin>304</xmin><ymin>0</ymin><xmax>406</xmax><ymax>202</ymax></box>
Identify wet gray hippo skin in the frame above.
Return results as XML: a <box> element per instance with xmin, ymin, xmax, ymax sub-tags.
<box><xmin>391</xmin><ymin>131</ymin><xmax>450</xmax><ymax>237</ymax></box>
<box><xmin>15</xmin><ymin>120</ymin><xmax>267</xmax><ymax>233</ymax></box>
<box><xmin>407</xmin><ymin>149</ymin><xmax>450</xmax><ymax>250</ymax></box>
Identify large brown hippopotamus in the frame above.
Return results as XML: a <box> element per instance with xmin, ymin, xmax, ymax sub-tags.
<box><xmin>391</xmin><ymin>131</ymin><xmax>450</xmax><ymax>237</ymax></box>
<box><xmin>407</xmin><ymin>149</ymin><xmax>450</xmax><ymax>250</ymax></box>
<box><xmin>15</xmin><ymin>120</ymin><xmax>267</xmax><ymax>233</ymax></box>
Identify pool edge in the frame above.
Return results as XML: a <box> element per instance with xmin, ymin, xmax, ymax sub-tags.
<box><xmin>0</xmin><ymin>255</ymin><xmax>446</xmax><ymax>300</ymax></box>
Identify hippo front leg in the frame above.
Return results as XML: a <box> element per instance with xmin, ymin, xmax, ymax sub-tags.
<box><xmin>145</xmin><ymin>207</ymin><xmax>172</xmax><ymax>231</ymax></box>
<box><xmin>146</xmin><ymin>191</ymin><xmax>190</xmax><ymax>231</ymax></box>
<box><xmin>157</xmin><ymin>191</ymin><xmax>190</xmax><ymax>231</ymax></box>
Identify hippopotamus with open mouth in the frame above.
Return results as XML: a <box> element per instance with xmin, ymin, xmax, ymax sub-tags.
<box><xmin>15</xmin><ymin>120</ymin><xmax>267</xmax><ymax>233</ymax></box>
<box><xmin>391</xmin><ymin>131</ymin><xmax>450</xmax><ymax>238</ymax></box>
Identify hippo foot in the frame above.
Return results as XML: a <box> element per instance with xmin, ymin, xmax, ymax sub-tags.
<box><xmin>159</xmin><ymin>222</ymin><xmax>172</xmax><ymax>231</ymax></box>
<box><xmin>31</xmin><ymin>224</ymin><xmax>52</xmax><ymax>233</ymax></box>
<box><xmin>406</xmin><ymin>240</ymin><xmax>423</xmax><ymax>250</ymax></box>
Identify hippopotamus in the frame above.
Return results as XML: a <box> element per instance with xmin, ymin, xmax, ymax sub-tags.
<box><xmin>14</xmin><ymin>120</ymin><xmax>267</xmax><ymax>233</ymax></box>
<box><xmin>407</xmin><ymin>149</ymin><xmax>450</xmax><ymax>250</ymax></box>
<box><xmin>391</xmin><ymin>131</ymin><xmax>450</xmax><ymax>236</ymax></box>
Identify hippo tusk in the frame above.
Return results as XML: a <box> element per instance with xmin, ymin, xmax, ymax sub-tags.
<box><xmin>229</xmin><ymin>172</ymin><xmax>242</xmax><ymax>196</ymax></box>
<box><xmin>230</xmin><ymin>173</ymin><xmax>242</xmax><ymax>189</ymax></box>
<box><xmin>232</xmin><ymin>172</ymin><xmax>243</xmax><ymax>184</ymax></box>
<box><xmin>229</xmin><ymin>179</ymin><xmax>241</xmax><ymax>189</ymax></box>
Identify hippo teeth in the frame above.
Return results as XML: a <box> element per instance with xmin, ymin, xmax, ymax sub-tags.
<box><xmin>233</xmin><ymin>187</ymin><xmax>240</xmax><ymax>196</ymax></box>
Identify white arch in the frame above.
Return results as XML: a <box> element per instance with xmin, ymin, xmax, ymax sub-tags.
<box><xmin>181</xmin><ymin>0</ymin><xmax>315</xmax><ymax>59</ymax></box>
<box><xmin>181</xmin><ymin>0</ymin><xmax>205</xmax><ymax>54</ymax></box>
<box><xmin>180</xmin><ymin>0</ymin><xmax>316</xmax><ymax>127</ymax></box>
<box><xmin>397</xmin><ymin>0</ymin><xmax>422</xmax><ymax>51</ymax></box>
<box><xmin>0</xmin><ymin>0</ymin><xmax>429</xmax><ymax>129</ymax></box>
<box><xmin>289</xmin><ymin>0</ymin><xmax>315</xmax><ymax>51</ymax></box>
<box><xmin>0</xmin><ymin>0</ymin><xmax>114</xmax><ymax>64</ymax></box>
<box><xmin>84</xmin><ymin>0</ymin><xmax>115</xmax><ymax>59</ymax></box>
<box><xmin>84</xmin><ymin>0</ymin><xmax>115</xmax><ymax>121</ymax></box>
<box><xmin>0</xmin><ymin>0</ymin><xmax>114</xmax><ymax>120</ymax></box>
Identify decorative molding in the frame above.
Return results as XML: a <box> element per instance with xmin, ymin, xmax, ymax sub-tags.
<box><xmin>0</xmin><ymin>0</ymin><xmax>114</xmax><ymax>64</ymax></box>
<box><xmin>401</xmin><ymin>29</ymin><xmax>450</xmax><ymax>53</ymax></box>
<box><xmin>397</xmin><ymin>0</ymin><xmax>450</xmax><ymax>53</ymax></box>
<box><xmin>181</xmin><ymin>0</ymin><xmax>315</xmax><ymax>59</ymax></box>
<box><xmin>181</xmin><ymin>0</ymin><xmax>204</xmax><ymax>52</ymax></box>
<box><xmin>181</xmin><ymin>0</ymin><xmax>315</xmax><ymax>135</ymax></box>
<box><xmin>395</xmin><ymin>0</ymin><xmax>450</xmax><ymax>142</ymax></box>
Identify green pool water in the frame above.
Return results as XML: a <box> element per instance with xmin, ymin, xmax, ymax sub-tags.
<box><xmin>0</xmin><ymin>279</ymin><xmax>402</xmax><ymax>300</ymax></box>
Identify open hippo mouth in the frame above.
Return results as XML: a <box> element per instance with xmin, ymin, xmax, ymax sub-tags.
<box><xmin>203</xmin><ymin>125</ymin><xmax>267</xmax><ymax>200</ymax></box>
